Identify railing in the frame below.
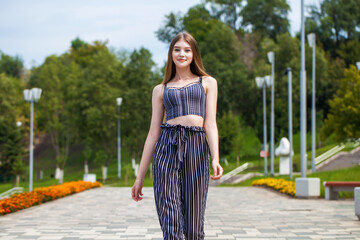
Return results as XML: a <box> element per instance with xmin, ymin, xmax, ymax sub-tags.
<box><xmin>315</xmin><ymin>145</ymin><xmax>345</xmax><ymax>165</ymax></box>
<box><xmin>0</xmin><ymin>187</ymin><xmax>24</xmax><ymax>199</ymax></box>
<box><xmin>218</xmin><ymin>162</ymin><xmax>253</xmax><ymax>184</ymax></box>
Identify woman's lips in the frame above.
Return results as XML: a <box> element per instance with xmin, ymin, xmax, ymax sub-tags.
<box><xmin>177</xmin><ymin>59</ymin><xmax>186</xmax><ymax>62</ymax></box>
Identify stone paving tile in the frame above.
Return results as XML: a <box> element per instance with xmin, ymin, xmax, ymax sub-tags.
<box><xmin>0</xmin><ymin>186</ymin><xmax>359</xmax><ymax>239</ymax></box>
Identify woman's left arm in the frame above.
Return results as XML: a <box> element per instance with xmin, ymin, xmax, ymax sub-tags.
<box><xmin>203</xmin><ymin>76</ymin><xmax>223</xmax><ymax>180</ymax></box>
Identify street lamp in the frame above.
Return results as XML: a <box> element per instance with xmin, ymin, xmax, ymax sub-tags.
<box><xmin>285</xmin><ymin>68</ymin><xmax>293</xmax><ymax>179</ymax></box>
<box><xmin>307</xmin><ymin>33</ymin><xmax>316</xmax><ymax>173</ymax></box>
<box><xmin>116</xmin><ymin>97</ymin><xmax>123</xmax><ymax>179</ymax></box>
<box><xmin>356</xmin><ymin>62</ymin><xmax>360</xmax><ymax>70</ymax></box>
<box><xmin>255</xmin><ymin>76</ymin><xmax>271</xmax><ymax>176</ymax></box>
<box><xmin>295</xmin><ymin>0</ymin><xmax>320</xmax><ymax>199</ymax></box>
<box><xmin>23</xmin><ymin>88</ymin><xmax>42</xmax><ymax>192</ymax></box>
<box><xmin>267</xmin><ymin>51</ymin><xmax>275</xmax><ymax>176</ymax></box>
<box><xmin>300</xmin><ymin>0</ymin><xmax>307</xmax><ymax>178</ymax></box>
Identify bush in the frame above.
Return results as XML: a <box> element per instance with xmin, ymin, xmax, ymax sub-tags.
<box><xmin>0</xmin><ymin>180</ymin><xmax>102</xmax><ymax>215</ymax></box>
<box><xmin>251</xmin><ymin>178</ymin><xmax>295</xmax><ymax>196</ymax></box>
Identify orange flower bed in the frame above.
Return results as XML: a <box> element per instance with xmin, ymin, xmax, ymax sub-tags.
<box><xmin>0</xmin><ymin>180</ymin><xmax>102</xmax><ymax>215</ymax></box>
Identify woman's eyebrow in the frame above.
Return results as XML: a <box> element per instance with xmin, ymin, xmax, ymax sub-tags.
<box><xmin>174</xmin><ymin>46</ymin><xmax>191</xmax><ymax>49</ymax></box>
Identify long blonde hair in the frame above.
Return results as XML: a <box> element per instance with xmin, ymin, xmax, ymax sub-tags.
<box><xmin>162</xmin><ymin>32</ymin><xmax>208</xmax><ymax>84</ymax></box>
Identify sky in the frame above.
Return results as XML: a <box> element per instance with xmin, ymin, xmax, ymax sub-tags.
<box><xmin>0</xmin><ymin>0</ymin><xmax>319</xmax><ymax>69</ymax></box>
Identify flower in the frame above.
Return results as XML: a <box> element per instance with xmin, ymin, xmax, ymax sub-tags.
<box><xmin>251</xmin><ymin>178</ymin><xmax>295</xmax><ymax>196</ymax></box>
<box><xmin>0</xmin><ymin>180</ymin><xmax>102</xmax><ymax>215</ymax></box>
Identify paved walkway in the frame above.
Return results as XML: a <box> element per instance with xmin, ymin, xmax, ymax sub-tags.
<box><xmin>0</xmin><ymin>187</ymin><xmax>359</xmax><ymax>239</ymax></box>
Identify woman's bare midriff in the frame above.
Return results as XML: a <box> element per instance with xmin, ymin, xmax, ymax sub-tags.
<box><xmin>166</xmin><ymin>115</ymin><xmax>204</xmax><ymax>127</ymax></box>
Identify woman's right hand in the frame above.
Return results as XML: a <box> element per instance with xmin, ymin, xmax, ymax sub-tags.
<box><xmin>131</xmin><ymin>178</ymin><xmax>144</xmax><ymax>202</ymax></box>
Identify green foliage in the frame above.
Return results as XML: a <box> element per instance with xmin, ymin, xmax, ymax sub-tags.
<box><xmin>94</xmin><ymin>150</ymin><xmax>107</xmax><ymax>167</ymax></box>
<box><xmin>218</xmin><ymin>111</ymin><xmax>260</xmax><ymax>160</ymax></box>
<box><xmin>306</xmin><ymin>0</ymin><xmax>360</xmax><ymax>56</ymax></box>
<box><xmin>71</xmin><ymin>37</ymin><xmax>88</xmax><ymax>50</ymax></box>
<box><xmin>0</xmin><ymin>120</ymin><xmax>25</xmax><ymax>178</ymax></box>
<box><xmin>322</xmin><ymin>65</ymin><xmax>360</xmax><ymax>141</ymax></box>
<box><xmin>204</xmin><ymin>0</ymin><xmax>243</xmax><ymax>31</ymax></box>
<box><xmin>0</xmin><ymin>52</ymin><xmax>23</xmax><ymax>79</ymax></box>
<box><xmin>240</xmin><ymin>0</ymin><xmax>290</xmax><ymax>40</ymax></box>
<box><xmin>337</xmin><ymin>38</ymin><xmax>360</xmax><ymax>66</ymax></box>
<box><xmin>31</xmin><ymin>55</ymin><xmax>81</xmax><ymax>170</ymax></box>
<box><xmin>156</xmin><ymin>12</ymin><xmax>185</xmax><ymax>44</ymax></box>
<box><xmin>0</xmin><ymin>73</ymin><xmax>25</xmax><ymax>179</ymax></box>
<box><xmin>122</xmin><ymin>48</ymin><xmax>158</xmax><ymax>161</ymax></box>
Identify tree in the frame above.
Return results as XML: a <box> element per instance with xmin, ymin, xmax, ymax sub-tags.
<box><xmin>156</xmin><ymin>12</ymin><xmax>185</xmax><ymax>44</ymax></box>
<box><xmin>240</xmin><ymin>0</ymin><xmax>290</xmax><ymax>40</ymax></box>
<box><xmin>306</xmin><ymin>0</ymin><xmax>360</xmax><ymax>56</ymax></box>
<box><xmin>0</xmin><ymin>52</ymin><xmax>23</xmax><ymax>79</ymax></box>
<box><xmin>30</xmin><ymin>55</ymin><xmax>81</xmax><ymax>184</ymax></box>
<box><xmin>122</xmin><ymin>48</ymin><xmax>158</xmax><ymax>162</ymax></box>
<box><xmin>204</xmin><ymin>0</ymin><xmax>243</xmax><ymax>31</ymax></box>
<box><xmin>0</xmin><ymin>73</ymin><xmax>25</xmax><ymax>182</ymax></box>
<box><xmin>337</xmin><ymin>38</ymin><xmax>360</xmax><ymax>66</ymax></box>
<box><xmin>72</xmin><ymin>41</ymin><xmax>125</xmax><ymax>181</ymax></box>
<box><xmin>321</xmin><ymin>65</ymin><xmax>360</xmax><ymax>141</ymax></box>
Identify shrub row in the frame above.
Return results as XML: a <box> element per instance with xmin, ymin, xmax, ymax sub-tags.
<box><xmin>0</xmin><ymin>180</ymin><xmax>102</xmax><ymax>215</ymax></box>
<box><xmin>251</xmin><ymin>178</ymin><xmax>295</xmax><ymax>196</ymax></box>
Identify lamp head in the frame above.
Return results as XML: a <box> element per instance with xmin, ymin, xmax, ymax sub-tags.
<box><xmin>32</xmin><ymin>88</ymin><xmax>42</xmax><ymax>102</ymax></box>
<box><xmin>267</xmin><ymin>51</ymin><xmax>274</xmax><ymax>64</ymax></box>
<box><xmin>307</xmin><ymin>33</ymin><xmax>316</xmax><ymax>47</ymax></box>
<box><xmin>284</xmin><ymin>68</ymin><xmax>292</xmax><ymax>75</ymax></box>
<box><xmin>23</xmin><ymin>89</ymin><xmax>32</xmax><ymax>102</ymax></box>
<box><xmin>264</xmin><ymin>75</ymin><xmax>272</xmax><ymax>87</ymax></box>
<box><xmin>24</xmin><ymin>88</ymin><xmax>42</xmax><ymax>102</ymax></box>
<box><xmin>356</xmin><ymin>62</ymin><xmax>360</xmax><ymax>70</ymax></box>
<box><xmin>116</xmin><ymin>97</ymin><xmax>123</xmax><ymax>106</ymax></box>
<box><xmin>255</xmin><ymin>77</ymin><xmax>264</xmax><ymax>88</ymax></box>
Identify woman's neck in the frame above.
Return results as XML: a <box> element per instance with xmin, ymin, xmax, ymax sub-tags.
<box><xmin>174</xmin><ymin>68</ymin><xmax>196</xmax><ymax>82</ymax></box>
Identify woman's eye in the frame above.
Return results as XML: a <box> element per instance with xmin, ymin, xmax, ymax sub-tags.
<box><xmin>185</xmin><ymin>50</ymin><xmax>191</xmax><ymax>52</ymax></box>
<box><xmin>174</xmin><ymin>49</ymin><xmax>180</xmax><ymax>52</ymax></box>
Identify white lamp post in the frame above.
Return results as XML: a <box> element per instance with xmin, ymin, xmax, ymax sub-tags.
<box><xmin>23</xmin><ymin>88</ymin><xmax>42</xmax><ymax>192</ymax></box>
<box><xmin>267</xmin><ymin>51</ymin><xmax>275</xmax><ymax>176</ymax></box>
<box><xmin>307</xmin><ymin>33</ymin><xmax>316</xmax><ymax>173</ymax></box>
<box><xmin>285</xmin><ymin>68</ymin><xmax>293</xmax><ymax>179</ymax></box>
<box><xmin>295</xmin><ymin>0</ymin><xmax>320</xmax><ymax>199</ymax></box>
<box><xmin>255</xmin><ymin>76</ymin><xmax>271</xmax><ymax>176</ymax></box>
<box><xmin>116</xmin><ymin>97</ymin><xmax>123</xmax><ymax>179</ymax></box>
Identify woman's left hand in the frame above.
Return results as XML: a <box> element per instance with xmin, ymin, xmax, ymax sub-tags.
<box><xmin>210</xmin><ymin>161</ymin><xmax>223</xmax><ymax>180</ymax></box>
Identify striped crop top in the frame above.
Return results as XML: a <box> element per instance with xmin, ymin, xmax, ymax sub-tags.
<box><xmin>163</xmin><ymin>76</ymin><xmax>206</xmax><ymax>121</ymax></box>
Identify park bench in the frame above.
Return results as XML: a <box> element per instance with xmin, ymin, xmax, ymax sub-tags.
<box><xmin>323</xmin><ymin>181</ymin><xmax>360</xmax><ymax>200</ymax></box>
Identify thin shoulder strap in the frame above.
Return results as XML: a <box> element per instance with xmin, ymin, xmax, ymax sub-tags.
<box><xmin>199</xmin><ymin>76</ymin><xmax>202</xmax><ymax>83</ymax></box>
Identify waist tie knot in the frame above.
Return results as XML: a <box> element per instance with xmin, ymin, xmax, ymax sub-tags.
<box><xmin>170</xmin><ymin>126</ymin><xmax>188</xmax><ymax>163</ymax></box>
<box><xmin>160</xmin><ymin>123</ymin><xmax>205</xmax><ymax>163</ymax></box>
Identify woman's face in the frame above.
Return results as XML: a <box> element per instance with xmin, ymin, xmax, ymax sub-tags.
<box><xmin>172</xmin><ymin>39</ymin><xmax>193</xmax><ymax>69</ymax></box>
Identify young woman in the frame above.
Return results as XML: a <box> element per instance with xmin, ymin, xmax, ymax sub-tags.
<box><xmin>131</xmin><ymin>32</ymin><xmax>223</xmax><ymax>240</ymax></box>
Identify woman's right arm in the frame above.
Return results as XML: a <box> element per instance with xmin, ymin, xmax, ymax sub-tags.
<box><xmin>131</xmin><ymin>84</ymin><xmax>164</xmax><ymax>202</ymax></box>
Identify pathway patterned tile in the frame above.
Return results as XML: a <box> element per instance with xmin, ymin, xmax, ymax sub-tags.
<box><xmin>0</xmin><ymin>186</ymin><xmax>359</xmax><ymax>239</ymax></box>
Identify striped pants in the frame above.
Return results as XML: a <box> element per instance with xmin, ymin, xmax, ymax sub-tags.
<box><xmin>152</xmin><ymin>123</ymin><xmax>210</xmax><ymax>240</ymax></box>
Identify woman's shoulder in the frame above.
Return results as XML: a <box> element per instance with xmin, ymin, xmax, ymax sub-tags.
<box><xmin>201</xmin><ymin>76</ymin><xmax>217</xmax><ymax>91</ymax></box>
<box><xmin>152</xmin><ymin>83</ymin><xmax>165</xmax><ymax>98</ymax></box>
<box><xmin>202</xmin><ymin>75</ymin><xmax>217</xmax><ymax>83</ymax></box>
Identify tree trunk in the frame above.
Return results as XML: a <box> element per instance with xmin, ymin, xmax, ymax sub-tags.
<box><xmin>58</xmin><ymin>169</ymin><xmax>64</xmax><ymax>184</ymax></box>
<box><xmin>84</xmin><ymin>160</ymin><xmax>89</xmax><ymax>174</ymax></box>
<box><xmin>102</xmin><ymin>166</ymin><xmax>107</xmax><ymax>183</ymax></box>
<box><xmin>16</xmin><ymin>174</ymin><xmax>20</xmax><ymax>187</ymax></box>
